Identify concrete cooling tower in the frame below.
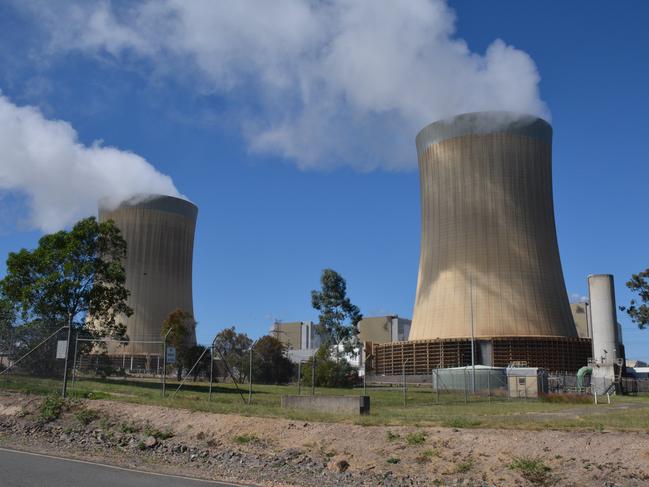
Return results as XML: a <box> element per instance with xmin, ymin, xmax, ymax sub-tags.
<box><xmin>99</xmin><ymin>194</ymin><xmax>198</xmax><ymax>357</ymax></box>
<box><xmin>411</xmin><ymin>112</ymin><xmax>575</xmax><ymax>339</ymax></box>
<box><xmin>370</xmin><ymin>112</ymin><xmax>591</xmax><ymax>374</ymax></box>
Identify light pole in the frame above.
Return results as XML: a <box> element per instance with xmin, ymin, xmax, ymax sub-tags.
<box><xmin>469</xmin><ymin>274</ymin><xmax>476</xmax><ymax>395</ymax></box>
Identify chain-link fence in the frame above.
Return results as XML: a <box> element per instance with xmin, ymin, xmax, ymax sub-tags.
<box><xmin>0</xmin><ymin>323</ymin><xmax>70</xmax><ymax>395</ymax></box>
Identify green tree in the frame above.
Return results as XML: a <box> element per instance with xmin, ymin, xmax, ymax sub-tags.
<box><xmin>213</xmin><ymin>326</ymin><xmax>252</xmax><ymax>382</ymax></box>
<box><xmin>0</xmin><ymin>217</ymin><xmax>132</xmax><ymax>377</ymax></box>
<box><xmin>161</xmin><ymin>308</ymin><xmax>196</xmax><ymax>380</ymax></box>
<box><xmin>1</xmin><ymin>217</ymin><xmax>132</xmax><ymax>337</ymax></box>
<box><xmin>251</xmin><ymin>335</ymin><xmax>293</xmax><ymax>384</ymax></box>
<box><xmin>620</xmin><ymin>268</ymin><xmax>649</xmax><ymax>329</ymax></box>
<box><xmin>301</xmin><ymin>346</ymin><xmax>357</xmax><ymax>388</ymax></box>
<box><xmin>311</xmin><ymin>269</ymin><xmax>362</xmax><ymax>350</ymax></box>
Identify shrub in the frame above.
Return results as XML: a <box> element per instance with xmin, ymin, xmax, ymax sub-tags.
<box><xmin>119</xmin><ymin>422</ymin><xmax>140</xmax><ymax>434</ymax></box>
<box><xmin>406</xmin><ymin>431</ymin><xmax>427</xmax><ymax>446</ymax></box>
<box><xmin>75</xmin><ymin>408</ymin><xmax>99</xmax><ymax>426</ymax></box>
<box><xmin>301</xmin><ymin>346</ymin><xmax>358</xmax><ymax>388</ymax></box>
<box><xmin>39</xmin><ymin>395</ymin><xmax>66</xmax><ymax>423</ymax></box>
<box><xmin>508</xmin><ymin>456</ymin><xmax>551</xmax><ymax>484</ymax></box>
<box><xmin>385</xmin><ymin>430</ymin><xmax>400</xmax><ymax>442</ymax></box>
<box><xmin>143</xmin><ymin>422</ymin><xmax>174</xmax><ymax>440</ymax></box>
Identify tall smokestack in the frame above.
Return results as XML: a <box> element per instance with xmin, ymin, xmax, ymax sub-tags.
<box><xmin>410</xmin><ymin>112</ymin><xmax>576</xmax><ymax>340</ymax></box>
<box><xmin>99</xmin><ymin>194</ymin><xmax>198</xmax><ymax>355</ymax></box>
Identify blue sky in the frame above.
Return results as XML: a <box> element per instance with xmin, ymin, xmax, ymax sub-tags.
<box><xmin>0</xmin><ymin>1</ymin><xmax>647</xmax><ymax>360</ymax></box>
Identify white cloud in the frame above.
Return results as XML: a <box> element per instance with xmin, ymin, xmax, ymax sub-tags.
<box><xmin>18</xmin><ymin>0</ymin><xmax>548</xmax><ymax>170</ymax></box>
<box><xmin>0</xmin><ymin>94</ymin><xmax>180</xmax><ymax>232</ymax></box>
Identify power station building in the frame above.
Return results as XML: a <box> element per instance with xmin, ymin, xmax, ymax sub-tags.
<box><xmin>99</xmin><ymin>194</ymin><xmax>198</xmax><ymax>359</ymax></box>
<box><xmin>369</xmin><ymin>112</ymin><xmax>592</xmax><ymax>375</ymax></box>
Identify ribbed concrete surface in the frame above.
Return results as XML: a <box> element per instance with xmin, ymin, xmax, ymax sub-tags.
<box><xmin>99</xmin><ymin>194</ymin><xmax>197</xmax><ymax>355</ymax></box>
<box><xmin>410</xmin><ymin>112</ymin><xmax>576</xmax><ymax>340</ymax></box>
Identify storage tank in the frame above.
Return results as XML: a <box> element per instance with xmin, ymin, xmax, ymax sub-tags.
<box><xmin>588</xmin><ymin>274</ymin><xmax>619</xmax><ymax>363</ymax></box>
<box><xmin>99</xmin><ymin>194</ymin><xmax>198</xmax><ymax>355</ymax></box>
<box><xmin>410</xmin><ymin>112</ymin><xmax>577</xmax><ymax>340</ymax></box>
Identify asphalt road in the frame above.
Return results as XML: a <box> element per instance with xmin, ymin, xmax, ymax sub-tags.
<box><xmin>0</xmin><ymin>447</ymin><xmax>243</xmax><ymax>487</ymax></box>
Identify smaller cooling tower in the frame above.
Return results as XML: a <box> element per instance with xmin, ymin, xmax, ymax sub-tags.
<box><xmin>99</xmin><ymin>194</ymin><xmax>198</xmax><ymax>355</ymax></box>
<box><xmin>588</xmin><ymin>274</ymin><xmax>620</xmax><ymax>364</ymax></box>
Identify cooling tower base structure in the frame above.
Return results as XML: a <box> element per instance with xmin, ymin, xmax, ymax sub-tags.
<box><xmin>368</xmin><ymin>337</ymin><xmax>592</xmax><ymax>375</ymax></box>
<box><xmin>99</xmin><ymin>194</ymin><xmax>198</xmax><ymax>357</ymax></box>
<box><xmin>370</xmin><ymin>112</ymin><xmax>588</xmax><ymax>374</ymax></box>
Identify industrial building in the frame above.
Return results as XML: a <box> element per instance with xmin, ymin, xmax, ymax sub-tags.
<box><xmin>357</xmin><ymin>316</ymin><xmax>411</xmax><ymax>344</ymax></box>
<box><xmin>273</xmin><ymin>316</ymin><xmax>411</xmax><ymax>365</ymax></box>
<box><xmin>99</xmin><ymin>194</ymin><xmax>198</xmax><ymax>360</ymax></box>
<box><xmin>271</xmin><ymin>321</ymin><xmax>322</xmax><ymax>362</ymax></box>
<box><xmin>369</xmin><ymin>112</ymin><xmax>593</xmax><ymax>375</ymax></box>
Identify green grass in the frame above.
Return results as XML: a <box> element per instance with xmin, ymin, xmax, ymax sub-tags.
<box><xmin>119</xmin><ymin>421</ymin><xmax>140</xmax><ymax>434</ymax></box>
<box><xmin>386</xmin><ymin>457</ymin><xmax>400</xmax><ymax>464</ymax></box>
<box><xmin>233</xmin><ymin>434</ymin><xmax>258</xmax><ymax>444</ymax></box>
<box><xmin>3</xmin><ymin>375</ymin><xmax>649</xmax><ymax>430</ymax></box>
<box><xmin>441</xmin><ymin>416</ymin><xmax>482</xmax><ymax>428</ymax></box>
<box><xmin>415</xmin><ymin>448</ymin><xmax>438</xmax><ymax>463</ymax></box>
<box><xmin>508</xmin><ymin>456</ymin><xmax>551</xmax><ymax>484</ymax></box>
<box><xmin>455</xmin><ymin>457</ymin><xmax>474</xmax><ymax>473</ymax></box>
<box><xmin>405</xmin><ymin>431</ymin><xmax>427</xmax><ymax>445</ymax></box>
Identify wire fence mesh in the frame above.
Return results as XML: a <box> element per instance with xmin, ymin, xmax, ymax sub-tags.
<box><xmin>3</xmin><ymin>325</ymin><xmax>649</xmax><ymax>409</ymax></box>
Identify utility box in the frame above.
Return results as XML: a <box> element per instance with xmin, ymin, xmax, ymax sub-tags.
<box><xmin>506</xmin><ymin>367</ymin><xmax>548</xmax><ymax>398</ymax></box>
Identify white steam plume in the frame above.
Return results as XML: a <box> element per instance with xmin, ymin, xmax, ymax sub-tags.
<box><xmin>0</xmin><ymin>94</ymin><xmax>181</xmax><ymax>232</ymax></box>
<box><xmin>18</xmin><ymin>0</ymin><xmax>548</xmax><ymax>170</ymax></box>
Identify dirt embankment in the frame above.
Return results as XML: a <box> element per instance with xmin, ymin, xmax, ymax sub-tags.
<box><xmin>0</xmin><ymin>392</ymin><xmax>648</xmax><ymax>486</ymax></box>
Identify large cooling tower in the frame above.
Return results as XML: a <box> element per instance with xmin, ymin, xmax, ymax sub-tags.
<box><xmin>99</xmin><ymin>194</ymin><xmax>198</xmax><ymax>355</ymax></box>
<box><xmin>410</xmin><ymin>112</ymin><xmax>577</xmax><ymax>340</ymax></box>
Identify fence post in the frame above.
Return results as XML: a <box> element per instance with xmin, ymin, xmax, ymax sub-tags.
<box><xmin>464</xmin><ymin>369</ymin><xmax>468</xmax><ymax>404</ymax></box>
<box><xmin>402</xmin><ymin>358</ymin><xmax>410</xmax><ymax>407</ymax></box>
<box><xmin>71</xmin><ymin>332</ymin><xmax>79</xmax><ymax>397</ymax></box>
<box><xmin>208</xmin><ymin>338</ymin><xmax>216</xmax><ymax>402</ymax></box>
<box><xmin>311</xmin><ymin>356</ymin><xmax>315</xmax><ymax>396</ymax></box>
<box><xmin>487</xmin><ymin>368</ymin><xmax>491</xmax><ymax>403</ymax></box>
<box><xmin>248</xmin><ymin>347</ymin><xmax>253</xmax><ymax>405</ymax></box>
<box><xmin>61</xmin><ymin>313</ymin><xmax>73</xmax><ymax>398</ymax></box>
<box><xmin>363</xmin><ymin>366</ymin><xmax>366</xmax><ymax>396</ymax></box>
<box><xmin>162</xmin><ymin>328</ymin><xmax>171</xmax><ymax>398</ymax></box>
<box><xmin>297</xmin><ymin>361</ymin><xmax>301</xmax><ymax>395</ymax></box>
